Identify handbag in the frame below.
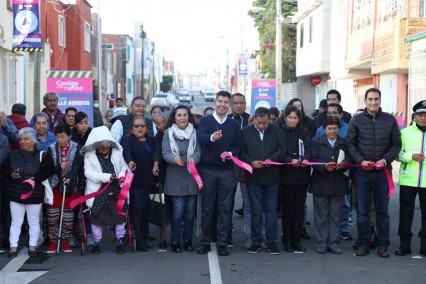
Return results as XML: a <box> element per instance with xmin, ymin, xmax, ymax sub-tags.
<box><xmin>40</xmin><ymin>151</ymin><xmax>53</xmax><ymax>205</ymax></box>
<box><xmin>148</xmin><ymin>186</ymin><xmax>170</xmax><ymax>227</ymax></box>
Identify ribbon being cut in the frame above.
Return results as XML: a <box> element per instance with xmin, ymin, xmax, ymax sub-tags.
<box><xmin>220</xmin><ymin>152</ymin><xmax>253</xmax><ymax>175</ymax></box>
<box><xmin>20</xmin><ymin>179</ymin><xmax>36</xmax><ymax>200</ymax></box>
<box><xmin>187</xmin><ymin>163</ymin><xmax>203</xmax><ymax>190</ymax></box>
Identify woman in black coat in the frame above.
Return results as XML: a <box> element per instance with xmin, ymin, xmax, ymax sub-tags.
<box><xmin>280</xmin><ymin>106</ymin><xmax>312</xmax><ymax>252</ymax></box>
<box><xmin>287</xmin><ymin>98</ymin><xmax>317</xmax><ymax>138</ymax></box>
<box><xmin>309</xmin><ymin>116</ymin><xmax>350</xmax><ymax>254</ymax></box>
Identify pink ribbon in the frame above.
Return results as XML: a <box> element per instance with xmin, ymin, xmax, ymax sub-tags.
<box><xmin>263</xmin><ymin>160</ymin><xmax>395</xmax><ymax>197</ymax></box>
<box><xmin>187</xmin><ymin>163</ymin><xmax>203</xmax><ymax>190</ymax></box>
<box><xmin>220</xmin><ymin>152</ymin><xmax>253</xmax><ymax>175</ymax></box>
<box><xmin>20</xmin><ymin>179</ymin><xmax>35</xmax><ymax>200</ymax></box>
<box><xmin>116</xmin><ymin>170</ymin><xmax>134</xmax><ymax>216</ymax></box>
<box><xmin>70</xmin><ymin>181</ymin><xmax>112</xmax><ymax>209</ymax></box>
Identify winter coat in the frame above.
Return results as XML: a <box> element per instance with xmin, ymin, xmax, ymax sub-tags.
<box><xmin>81</xmin><ymin>126</ymin><xmax>128</xmax><ymax>208</ymax></box>
<box><xmin>309</xmin><ymin>135</ymin><xmax>350</xmax><ymax>196</ymax></box>
<box><xmin>162</xmin><ymin>128</ymin><xmax>201</xmax><ymax>196</ymax></box>
<box><xmin>240</xmin><ymin>123</ymin><xmax>286</xmax><ymax>185</ymax></box>
<box><xmin>2</xmin><ymin>149</ymin><xmax>53</xmax><ymax>204</ymax></box>
<box><xmin>280</xmin><ymin>123</ymin><xmax>312</xmax><ymax>185</ymax></box>
<box><xmin>346</xmin><ymin>108</ymin><xmax>401</xmax><ymax>167</ymax></box>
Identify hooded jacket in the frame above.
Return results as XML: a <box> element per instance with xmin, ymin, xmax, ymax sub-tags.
<box><xmin>81</xmin><ymin>126</ymin><xmax>128</xmax><ymax>207</ymax></box>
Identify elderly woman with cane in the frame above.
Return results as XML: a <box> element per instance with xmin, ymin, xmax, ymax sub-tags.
<box><xmin>2</xmin><ymin>127</ymin><xmax>53</xmax><ymax>257</ymax></box>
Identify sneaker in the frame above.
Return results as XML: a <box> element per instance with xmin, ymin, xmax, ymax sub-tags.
<box><xmin>227</xmin><ymin>241</ymin><xmax>234</xmax><ymax>248</ymax></box>
<box><xmin>47</xmin><ymin>241</ymin><xmax>58</xmax><ymax>254</ymax></box>
<box><xmin>92</xmin><ymin>242</ymin><xmax>101</xmax><ymax>255</ymax></box>
<box><xmin>348</xmin><ymin>217</ymin><xmax>355</xmax><ymax>226</ymax></box>
<box><xmin>0</xmin><ymin>246</ymin><xmax>5</xmax><ymax>254</ymax></box>
<box><xmin>267</xmin><ymin>244</ymin><xmax>280</xmax><ymax>255</ymax></box>
<box><xmin>247</xmin><ymin>244</ymin><xmax>261</xmax><ymax>254</ymax></box>
<box><xmin>62</xmin><ymin>240</ymin><xmax>73</xmax><ymax>253</ymax></box>
<box><xmin>116</xmin><ymin>238</ymin><xmax>125</xmax><ymax>254</ymax></box>
<box><xmin>340</xmin><ymin>233</ymin><xmax>353</xmax><ymax>241</ymax></box>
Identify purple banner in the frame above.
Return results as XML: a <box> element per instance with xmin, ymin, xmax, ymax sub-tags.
<box><xmin>250</xmin><ymin>80</ymin><xmax>276</xmax><ymax>113</ymax></box>
<box><xmin>12</xmin><ymin>0</ymin><xmax>43</xmax><ymax>52</ymax></box>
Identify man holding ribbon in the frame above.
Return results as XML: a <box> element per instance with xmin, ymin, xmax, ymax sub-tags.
<box><xmin>346</xmin><ymin>87</ymin><xmax>401</xmax><ymax>257</ymax></box>
<box><xmin>196</xmin><ymin>91</ymin><xmax>240</xmax><ymax>257</ymax></box>
<box><xmin>240</xmin><ymin>107</ymin><xmax>286</xmax><ymax>255</ymax></box>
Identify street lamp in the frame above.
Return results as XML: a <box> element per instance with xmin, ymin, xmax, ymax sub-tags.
<box><xmin>276</xmin><ymin>0</ymin><xmax>282</xmax><ymax>105</ymax></box>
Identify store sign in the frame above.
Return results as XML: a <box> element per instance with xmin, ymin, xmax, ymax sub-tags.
<box><xmin>12</xmin><ymin>0</ymin><xmax>43</xmax><ymax>52</ymax></box>
<box><xmin>250</xmin><ymin>80</ymin><xmax>276</xmax><ymax>113</ymax></box>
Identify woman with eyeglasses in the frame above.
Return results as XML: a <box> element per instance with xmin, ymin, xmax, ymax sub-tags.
<box><xmin>121</xmin><ymin>116</ymin><xmax>156</xmax><ymax>251</ymax></box>
<box><xmin>309</xmin><ymin>115</ymin><xmax>350</xmax><ymax>254</ymax></box>
<box><xmin>162</xmin><ymin>105</ymin><xmax>200</xmax><ymax>253</ymax></box>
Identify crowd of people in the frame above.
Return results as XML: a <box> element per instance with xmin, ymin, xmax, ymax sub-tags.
<box><xmin>0</xmin><ymin>88</ymin><xmax>425</xmax><ymax>260</ymax></box>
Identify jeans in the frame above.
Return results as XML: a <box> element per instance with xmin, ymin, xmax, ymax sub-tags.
<box><xmin>170</xmin><ymin>195</ymin><xmax>197</xmax><ymax>244</ymax></box>
<box><xmin>247</xmin><ymin>184</ymin><xmax>278</xmax><ymax>246</ymax></box>
<box><xmin>240</xmin><ymin>183</ymin><xmax>251</xmax><ymax>239</ymax></box>
<box><xmin>200</xmin><ymin>168</ymin><xmax>234</xmax><ymax>246</ymax></box>
<box><xmin>340</xmin><ymin>194</ymin><xmax>351</xmax><ymax>234</ymax></box>
<box><xmin>398</xmin><ymin>185</ymin><xmax>426</xmax><ymax>247</ymax></box>
<box><xmin>354</xmin><ymin>169</ymin><xmax>390</xmax><ymax>249</ymax></box>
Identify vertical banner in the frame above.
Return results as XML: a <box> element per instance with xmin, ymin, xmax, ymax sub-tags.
<box><xmin>250</xmin><ymin>80</ymin><xmax>276</xmax><ymax>113</ymax></box>
<box><xmin>46</xmin><ymin>71</ymin><xmax>94</xmax><ymax>128</ymax></box>
<box><xmin>238</xmin><ymin>58</ymin><xmax>248</xmax><ymax>75</ymax></box>
<box><xmin>12</xmin><ymin>0</ymin><xmax>43</xmax><ymax>52</ymax></box>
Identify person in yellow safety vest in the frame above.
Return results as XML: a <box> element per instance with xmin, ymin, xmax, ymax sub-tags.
<box><xmin>396</xmin><ymin>100</ymin><xmax>426</xmax><ymax>257</ymax></box>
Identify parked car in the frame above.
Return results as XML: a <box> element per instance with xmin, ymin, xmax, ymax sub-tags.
<box><xmin>150</xmin><ymin>93</ymin><xmax>179</xmax><ymax>109</ymax></box>
<box><xmin>177</xmin><ymin>90</ymin><xmax>192</xmax><ymax>103</ymax></box>
<box><xmin>203</xmin><ymin>89</ymin><xmax>216</xmax><ymax>102</ymax></box>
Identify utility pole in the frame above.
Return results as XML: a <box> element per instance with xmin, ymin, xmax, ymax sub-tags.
<box><xmin>276</xmin><ymin>0</ymin><xmax>282</xmax><ymax>105</ymax></box>
<box><xmin>140</xmin><ymin>24</ymin><xmax>144</xmax><ymax>98</ymax></box>
<box><xmin>98</xmin><ymin>1</ymin><xmax>102</xmax><ymax>110</ymax></box>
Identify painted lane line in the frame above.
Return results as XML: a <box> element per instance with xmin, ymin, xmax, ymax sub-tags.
<box><xmin>208</xmin><ymin>246</ymin><xmax>223</xmax><ymax>284</ymax></box>
<box><xmin>0</xmin><ymin>249</ymin><xmax>29</xmax><ymax>272</ymax></box>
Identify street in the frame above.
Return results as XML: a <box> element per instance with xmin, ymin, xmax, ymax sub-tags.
<box><xmin>0</xmin><ymin>182</ymin><xmax>425</xmax><ymax>284</ymax></box>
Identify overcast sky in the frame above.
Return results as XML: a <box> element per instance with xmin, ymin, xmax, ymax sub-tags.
<box><xmin>92</xmin><ymin>0</ymin><xmax>260</xmax><ymax>73</ymax></box>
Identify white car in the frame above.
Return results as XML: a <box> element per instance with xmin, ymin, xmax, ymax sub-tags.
<box><xmin>150</xmin><ymin>93</ymin><xmax>179</xmax><ymax>109</ymax></box>
<box><xmin>203</xmin><ymin>90</ymin><xmax>216</xmax><ymax>102</ymax></box>
<box><xmin>177</xmin><ymin>91</ymin><xmax>192</xmax><ymax>103</ymax></box>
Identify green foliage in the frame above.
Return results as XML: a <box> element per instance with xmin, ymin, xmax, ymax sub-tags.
<box><xmin>160</xmin><ymin>75</ymin><xmax>174</xmax><ymax>92</ymax></box>
<box><xmin>248</xmin><ymin>0</ymin><xmax>297</xmax><ymax>82</ymax></box>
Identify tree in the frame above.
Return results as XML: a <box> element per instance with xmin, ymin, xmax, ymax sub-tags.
<box><xmin>160</xmin><ymin>75</ymin><xmax>174</xmax><ymax>93</ymax></box>
<box><xmin>248</xmin><ymin>0</ymin><xmax>297</xmax><ymax>82</ymax></box>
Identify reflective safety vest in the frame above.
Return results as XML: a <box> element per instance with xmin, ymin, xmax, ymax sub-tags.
<box><xmin>398</xmin><ymin>124</ymin><xmax>426</xmax><ymax>188</ymax></box>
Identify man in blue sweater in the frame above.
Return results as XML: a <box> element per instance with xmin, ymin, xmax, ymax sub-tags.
<box><xmin>197</xmin><ymin>91</ymin><xmax>240</xmax><ymax>256</ymax></box>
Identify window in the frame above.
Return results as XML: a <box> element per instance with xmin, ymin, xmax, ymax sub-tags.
<box><xmin>300</xmin><ymin>23</ymin><xmax>304</xmax><ymax>48</ymax></box>
<box><xmin>353</xmin><ymin>0</ymin><xmax>373</xmax><ymax>31</ymax></box>
<box><xmin>0</xmin><ymin>50</ymin><xmax>16</xmax><ymax>114</ymax></box>
<box><xmin>58</xmin><ymin>15</ymin><xmax>66</xmax><ymax>48</ymax></box>
<box><xmin>84</xmin><ymin>21</ymin><xmax>91</xmax><ymax>52</ymax></box>
<box><xmin>420</xmin><ymin>0</ymin><xmax>426</xmax><ymax>17</ymax></box>
<box><xmin>377</xmin><ymin>0</ymin><xmax>405</xmax><ymax>28</ymax></box>
<box><xmin>309</xmin><ymin>16</ymin><xmax>313</xmax><ymax>43</ymax></box>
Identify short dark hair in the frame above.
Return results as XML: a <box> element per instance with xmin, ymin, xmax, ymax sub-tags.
<box><xmin>364</xmin><ymin>87</ymin><xmax>381</xmax><ymax>100</ymax></box>
<box><xmin>166</xmin><ymin>105</ymin><xmax>197</xmax><ymax>129</ymax></box>
<box><xmin>323</xmin><ymin>115</ymin><xmax>341</xmax><ymax>129</ymax></box>
<box><xmin>116</xmin><ymin>98</ymin><xmax>124</xmax><ymax>103</ymax></box>
<box><xmin>11</xmin><ymin>103</ymin><xmax>26</xmax><ymax>115</ymax></box>
<box><xmin>231</xmin><ymin>93</ymin><xmax>245</xmax><ymax>102</ymax></box>
<box><xmin>150</xmin><ymin>105</ymin><xmax>164</xmax><ymax>115</ymax></box>
<box><xmin>54</xmin><ymin>124</ymin><xmax>72</xmax><ymax>136</ymax></box>
<box><xmin>203</xmin><ymin>107</ymin><xmax>214</xmax><ymax>116</ymax></box>
<box><xmin>254</xmin><ymin>107</ymin><xmax>270</xmax><ymax>118</ymax></box>
<box><xmin>327</xmin><ymin>89</ymin><xmax>341</xmax><ymax>101</ymax></box>
<box><xmin>75</xmin><ymin>111</ymin><xmax>89</xmax><ymax>124</ymax></box>
<box><xmin>269</xmin><ymin>107</ymin><xmax>280</xmax><ymax>117</ymax></box>
<box><xmin>284</xmin><ymin>105</ymin><xmax>301</xmax><ymax>119</ymax></box>
<box><xmin>288</xmin><ymin>98</ymin><xmax>307</xmax><ymax>119</ymax></box>
<box><xmin>319</xmin><ymin>99</ymin><xmax>328</xmax><ymax>109</ymax></box>
<box><xmin>327</xmin><ymin>103</ymin><xmax>343</xmax><ymax>113</ymax></box>
<box><xmin>215</xmin><ymin>91</ymin><xmax>231</xmax><ymax>101</ymax></box>
<box><xmin>131</xmin><ymin>96</ymin><xmax>146</xmax><ymax>106</ymax></box>
<box><xmin>65</xmin><ymin>107</ymin><xmax>77</xmax><ymax>115</ymax></box>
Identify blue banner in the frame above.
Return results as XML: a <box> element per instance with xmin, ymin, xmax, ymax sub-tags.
<box><xmin>250</xmin><ymin>80</ymin><xmax>276</xmax><ymax>113</ymax></box>
<box><xmin>12</xmin><ymin>0</ymin><xmax>43</xmax><ymax>52</ymax></box>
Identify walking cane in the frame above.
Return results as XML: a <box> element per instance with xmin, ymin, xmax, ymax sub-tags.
<box><xmin>56</xmin><ymin>184</ymin><xmax>67</xmax><ymax>254</ymax></box>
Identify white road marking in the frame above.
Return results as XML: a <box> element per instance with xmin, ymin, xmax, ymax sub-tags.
<box><xmin>0</xmin><ymin>249</ymin><xmax>48</xmax><ymax>284</ymax></box>
<box><xmin>208</xmin><ymin>246</ymin><xmax>223</xmax><ymax>284</ymax></box>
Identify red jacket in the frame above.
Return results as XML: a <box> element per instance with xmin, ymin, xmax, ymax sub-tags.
<box><xmin>7</xmin><ymin>114</ymin><xmax>31</xmax><ymax>150</ymax></box>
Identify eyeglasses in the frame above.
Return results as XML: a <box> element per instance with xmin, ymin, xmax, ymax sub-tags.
<box><xmin>133</xmin><ymin>124</ymin><xmax>146</xmax><ymax>128</ymax></box>
<box><xmin>327</xmin><ymin>112</ymin><xmax>339</xmax><ymax>115</ymax></box>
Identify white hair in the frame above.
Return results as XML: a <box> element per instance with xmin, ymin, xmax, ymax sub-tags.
<box><xmin>19</xmin><ymin>127</ymin><xmax>38</xmax><ymax>147</ymax></box>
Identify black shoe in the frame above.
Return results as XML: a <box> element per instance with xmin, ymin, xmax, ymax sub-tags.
<box><xmin>247</xmin><ymin>244</ymin><xmax>261</xmax><ymax>254</ymax></box>
<box><xmin>395</xmin><ymin>247</ymin><xmax>411</xmax><ymax>256</ymax></box>
<box><xmin>171</xmin><ymin>243</ymin><xmax>182</xmax><ymax>253</ymax></box>
<box><xmin>183</xmin><ymin>241</ymin><xmax>194</xmax><ymax>251</ymax></box>
<box><xmin>196</xmin><ymin>245</ymin><xmax>211</xmax><ymax>254</ymax></box>
<box><xmin>234</xmin><ymin>208</ymin><xmax>244</xmax><ymax>216</ymax></box>
<box><xmin>340</xmin><ymin>232</ymin><xmax>353</xmax><ymax>241</ymax></box>
<box><xmin>116</xmin><ymin>243</ymin><xmax>125</xmax><ymax>254</ymax></box>
<box><xmin>292</xmin><ymin>242</ymin><xmax>306</xmax><ymax>252</ymax></box>
<box><xmin>227</xmin><ymin>241</ymin><xmax>234</xmax><ymax>248</ymax></box>
<box><xmin>218</xmin><ymin>245</ymin><xmax>229</xmax><ymax>256</ymax></box>
<box><xmin>283</xmin><ymin>242</ymin><xmax>293</xmax><ymax>252</ymax></box>
<box><xmin>92</xmin><ymin>243</ymin><xmax>101</xmax><ymax>255</ymax></box>
<box><xmin>145</xmin><ymin>234</ymin><xmax>156</xmax><ymax>241</ymax></box>
<box><xmin>8</xmin><ymin>248</ymin><xmax>18</xmax><ymax>258</ymax></box>
<box><xmin>28</xmin><ymin>247</ymin><xmax>37</xmax><ymax>257</ymax></box>
<box><xmin>301</xmin><ymin>228</ymin><xmax>311</xmax><ymax>240</ymax></box>
<box><xmin>0</xmin><ymin>246</ymin><xmax>5</xmax><ymax>254</ymax></box>
<box><xmin>136</xmin><ymin>244</ymin><xmax>148</xmax><ymax>252</ymax></box>
<box><xmin>267</xmin><ymin>244</ymin><xmax>280</xmax><ymax>255</ymax></box>
<box><xmin>159</xmin><ymin>240</ymin><xmax>167</xmax><ymax>249</ymax></box>
<box><xmin>352</xmin><ymin>242</ymin><xmax>360</xmax><ymax>250</ymax></box>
